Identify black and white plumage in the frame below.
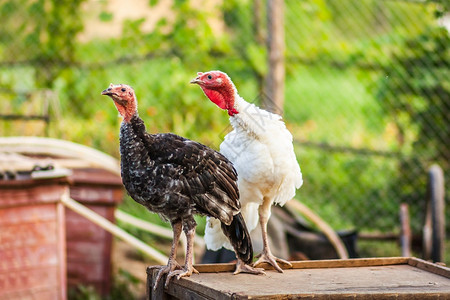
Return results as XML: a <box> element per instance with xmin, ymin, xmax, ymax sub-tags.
<box><xmin>101</xmin><ymin>83</ymin><xmax>262</xmax><ymax>289</ymax></box>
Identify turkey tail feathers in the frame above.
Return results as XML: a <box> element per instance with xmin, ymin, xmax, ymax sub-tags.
<box><xmin>220</xmin><ymin>212</ymin><xmax>253</xmax><ymax>264</ymax></box>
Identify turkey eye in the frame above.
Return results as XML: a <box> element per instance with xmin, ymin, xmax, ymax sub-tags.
<box><xmin>121</xmin><ymin>88</ymin><xmax>126</xmax><ymax>92</ymax></box>
<box><xmin>207</xmin><ymin>75</ymin><xmax>212</xmax><ymax>80</ymax></box>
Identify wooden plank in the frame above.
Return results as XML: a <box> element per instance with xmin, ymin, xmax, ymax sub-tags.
<box><xmin>0</xmin><ymin>204</ymin><xmax>57</xmax><ymax>226</ymax></box>
<box><xmin>70</xmin><ymin>185</ymin><xmax>122</xmax><ymax>205</ymax></box>
<box><xmin>193</xmin><ymin>257</ymin><xmax>411</xmax><ymax>273</ymax></box>
<box><xmin>192</xmin><ymin>265</ymin><xmax>450</xmax><ymax>299</ymax></box>
<box><xmin>67</xmin><ymin>261</ymin><xmax>105</xmax><ymax>284</ymax></box>
<box><xmin>65</xmin><ymin>207</ymin><xmax>111</xmax><ymax>241</ymax></box>
<box><xmin>65</xmin><ymin>202</ymin><xmax>115</xmax><ymax>296</ymax></box>
<box><xmin>148</xmin><ymin>258</ymin><xmax>450</xmax><ymax>299</ymax></box>
<box><xmin>147</xmin><ymin>266</ymin><xmax>230</xmax><ymax>300</ymax></box>
<box><xmin>0</xmin><ymin>202</ymin><xmax>58</xmax><ymax>221</ymax></box>
<box><xmin>0</xmin><ymin>220</ymin><xmax>58</xmax><ymax>248</ymax></box>
<box><xmin>0</xmin><ymin>182</ymin><xmax>68</xmax><ymax>208</ymax></box>
<box><xmin>0</xmin><ymin>244</ymin><xmax>60</xmax><ymax>270</ymax></box>
<box><xmin>147</xmin><ymin>267</ymin><xmax>171</xmax><ymax>300</ymax></box>
<box><xmin>70</xmin><ymin>168</ymin><xmax>122</xmax><ymax>186</ymax></box>
<box><xmin>56</xmin><ymin>201</ymin><xmax>67</xmax><ymax>300</ymax></box>
<box><xmin>408</xmin><ymin>257</ymin><xmax>450</xmax><ymax>279</ymax></box>
<box><xmin>167</xmin><ymin>280</ymin><xmax>224</xmax><ymax>300</ymax></box>
<box><xmin>289</xmin><ymin>257</ymin><xmax>411</xmax><ymax>269</ymax></box>
<box><xmin>0</xmin><ymin>266</ymin><xmax>60</xmax><ymax>294</ymax></box>
<box><xmin>0</xmin><ymin>182</ymin><xmax>67</xmax><ymax>300</ymax></box>
<box><xmin>1</xmin><ymin>286</ymin><xmax>60</xmax><ymax>300</ymax></box>
<box><xmin>148</xmin><ymin>267</ymin><xmax>223</xmax><ymax>300</ymax></box>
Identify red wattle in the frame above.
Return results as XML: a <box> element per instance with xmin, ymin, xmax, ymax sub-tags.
<box><xmin>228</xmin><ymin>107</ymin><xmax>238</xmax><ymax>116</ymax></box>
<box><xmin>201</xmin><ymin>85</ymin><xmax>238</xmax><ymax>116</ymax></box>
<box><xmin>203</xmin><ymin>88</ymin><xmax>228</xmax><ymax>110</ymax></box>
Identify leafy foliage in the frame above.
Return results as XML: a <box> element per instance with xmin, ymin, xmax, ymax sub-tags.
<box><xmin>0</xmin><ymin>0</ymin><xmax>86</xmax><ymax>87</ymax></box>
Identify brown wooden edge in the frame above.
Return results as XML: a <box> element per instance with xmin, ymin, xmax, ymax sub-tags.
<box><xmin>147</xmin><ymin>257</ymin><xmax>450</xmax><ymax>276</ymax></box>
<box><xmin>190</xmin><ymin>257</ymin><xmax>411</xmax><ymax>273</ymax></box>
<box><xmin>407</xmin><ymin>257</ymin><xmax>450</xmax><ymax>279</ymax></box>
<box><xmin>147</xmin><ymin>266</ymin><xmax>223</xmax><ymax>300</ymax></box>
<box><xmin>166</xmin><ymin>278</ymin><xmax>225</xmax><ymax>300</ymax></box>
<box><xmin>147</xmin><ymin>266</ymin><xmax>168</xmax><ymax>300</ymax></box>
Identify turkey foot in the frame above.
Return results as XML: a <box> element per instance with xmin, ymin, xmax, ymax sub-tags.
<box><xmin>253</xmin><ymin>251</ymin><xmax>292</xmax><ymax>273</ymax></box>
<box><xmin>234</xmin><ymin>258</ymin><xmax>266</xmax><ymax>275</ymax></box>
<box><xmin>165</xmin><ymin>265</ymin><xmax>199</xmax><ymax>288</ymax></box>
<box><xmin>153</xmin><ymin>260</ymin><xmax>182</xmax><ymax>290</ymax></box>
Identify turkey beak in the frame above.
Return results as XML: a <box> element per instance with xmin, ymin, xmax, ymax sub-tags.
<box><xmin>190</xmin><ymin>77</ymin><xmax>202</xmax><ymax>85</ymax></box>
<box><xmin>101</xmin><ymin>88</ymin><xmax>113</xmax><ymax>96</ymax></box>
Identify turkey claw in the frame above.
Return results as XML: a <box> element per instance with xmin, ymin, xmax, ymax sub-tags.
<box><xmin>165</xmin><ymin>266</ymin><xmax>199</xmax><ymax>288</ymax></box>
<box><xmin>234</xmin><ymin>259</ymin><xmax>265</xmax><ymax>275</ymax></box>
<box><xmin>152</xmin><ymin>261</ymin><xmax>182</xmax><ymax>290</ymax></box>
<box><xmin>253</xmin><ymin>252</ymin><xmax>292</xmax><ymax>273</ymax></box>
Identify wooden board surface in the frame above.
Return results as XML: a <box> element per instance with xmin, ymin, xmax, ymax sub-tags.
<box><xmin>147</xmin><ymin>258</ymin><xmax>450</xmax><ymax>299</ymax></box>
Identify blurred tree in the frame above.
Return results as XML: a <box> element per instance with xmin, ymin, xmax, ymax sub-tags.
<box><xmin>38</xmin><ymin>0</ymin><xmax>86</xmax><ymax>88</ymax></box>
<box><xmin>0</xmin><ymin>0</ymin><xmax>86</xmax><ymax>87</ymax></box>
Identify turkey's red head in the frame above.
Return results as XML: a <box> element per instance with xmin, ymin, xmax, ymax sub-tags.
<box><xmin>101</xmin><ymin>83</ymin><xmax>137</xmax><ymax>122</ymax></box>
<box><xmin>190</xmin><ymin>71</ymin><xmax>238</xmax><ymax>116</ymax></box>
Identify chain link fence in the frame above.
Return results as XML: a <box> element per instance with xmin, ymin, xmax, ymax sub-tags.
<box><xmin>0</xmin><ymin>0</ymin><xmax>448</xmax><ymax>253</ymax></box>
<box><xmin>283</xmin><ymin>0</ymin><xmax>449</xmax><ymax>237</ymax></box>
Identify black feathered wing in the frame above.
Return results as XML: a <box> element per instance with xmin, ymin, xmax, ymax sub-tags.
<box><xmin>142</xmin><ymin>131</ymin><xmax>241</xmax><ymax>225</ymax></box>
<box><xmin>149</xmin><ymin>134</ymin><xmax>253</xmax><ymax>263</ymax></box>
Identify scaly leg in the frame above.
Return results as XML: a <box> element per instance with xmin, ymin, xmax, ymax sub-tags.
<box><xmin>253</xmin><ymin>202</ymin><xmax>292</xmax><ymax>272</ymax></box>
<box><xmin>165</xmin><ymin>226</ymin><xmax>199</xmax><ymax>287</ymax></box>
<box><xmin>153</xmin><ymin>221</ymin><xmax>182</xmax><ymax>290</ymax></box>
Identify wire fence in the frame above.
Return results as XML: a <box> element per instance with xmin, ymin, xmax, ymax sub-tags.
<box><xmin>283</xmin><ymin>0</ymin><xmax>449</xmax><ymax>237</ymax></box>
<box><xmin>0</xmin><ymin>0</ymin><xmax>448</xmax><ymax>243</ymax></box>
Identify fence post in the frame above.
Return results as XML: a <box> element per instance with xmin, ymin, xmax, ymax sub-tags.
<box><xmin>263</xmin><ymin>0</ymin><xmax>285</xmax><ymax>114</ymax></box>
<box><xmin>400</xmin><ymin>203</ymin><xmax>411</xmax><ymax>257</ymax></box>
<box><xmin>423</xmin><ymin>164</ymin><xmax>445</xmax><ymax>263</ymax></box>
<box><xmin>253</xmin><ymin>0</ymin><xmax>265</xmax><ymax>44</ymax></box>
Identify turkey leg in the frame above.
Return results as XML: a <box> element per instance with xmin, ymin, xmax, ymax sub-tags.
<box><xmin>153</xmin><ymin>221</ymin><xmax>182</xmax><ymax>290</ymax></box>
<box><xmin>253</xmin><ymin>202</ymin><xmax>292</xmax><ymax>272</ymax></box>
<box><xmin>166</xmin><ymin>226</ymin><xmax>199</xmax><ymax>287</ymax></box>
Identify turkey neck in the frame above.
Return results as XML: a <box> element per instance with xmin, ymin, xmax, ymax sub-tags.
<box><xmin>229</xmin><ymin>96</ymin><xmax>280</xmax><ymax>139</ymax></box>
<box><xmin>120</xmin><ymin>114</ymin><xmax>153</xmax><ymax>163</ymax></box>
<box><xmin>119</xmin><ymin>114</ymin><xmax>154</xmax><ymax>200</ymax></box>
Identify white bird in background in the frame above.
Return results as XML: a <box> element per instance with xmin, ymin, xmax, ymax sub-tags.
<box><xmin>191</xmin><ymin>71</ymin><xmax>303</xmax><ymax>272</ymax></box>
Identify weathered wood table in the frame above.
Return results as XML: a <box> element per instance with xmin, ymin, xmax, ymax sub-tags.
<box><xmin>147</xmin><ymin>257</ymin><xmax>450</xmax><ymax>299</ymax></box>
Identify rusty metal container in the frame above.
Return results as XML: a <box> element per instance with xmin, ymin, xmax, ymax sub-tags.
<box><xmin>66</xmin><ymin>168</ymin><xmax>123</xmax><ymax>296</ymax></box>
<box><xmin>0</xmin><ymin>138</ymin><xmax>124</xmax><ymax>297</ymax></box>
<box><xmin>0</xmin><ymin>175</ymin><xmax>69</xmax><ymax>300</ymax></box>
